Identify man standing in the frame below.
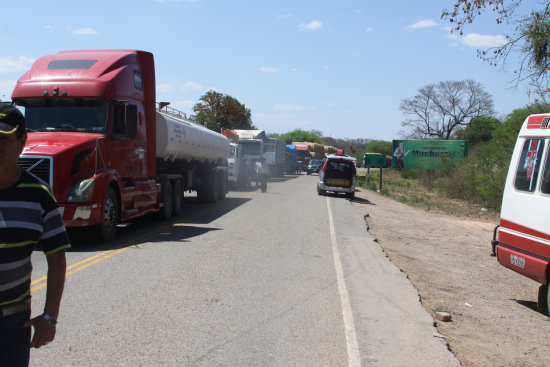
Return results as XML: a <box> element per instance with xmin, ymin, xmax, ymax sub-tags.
<box><xmin>255</xmin><ymin>157</ymin><xmax>270</xmax><ymax>192</ymax></box>
<box><xmin>0</xmin><ymin>105</ymin><xmax>70</xmax><ymax>366</ymax></box>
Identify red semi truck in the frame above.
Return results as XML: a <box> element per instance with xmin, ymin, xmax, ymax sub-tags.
<box><xmin>12</xmin><ymin>49</ymin><xmax>229</xmax><ymax>241</ymax></box>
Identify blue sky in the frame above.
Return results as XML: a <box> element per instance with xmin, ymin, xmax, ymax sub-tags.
<box><xmin>0</xmin><ymin>0</ymin><xmax>533</xmax><ymax>140</ymax></box>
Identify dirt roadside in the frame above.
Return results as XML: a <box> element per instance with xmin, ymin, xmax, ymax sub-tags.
<box><xmin>352</xmin><ymin>187</ymin><xmax>550</xmax><ymax>367</ymax></box>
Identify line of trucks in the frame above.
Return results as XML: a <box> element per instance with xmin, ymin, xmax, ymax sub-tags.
<box><xmin>10</xmin><ymin>48</ymin><xmax>332</xmax><ymax>242</ymax></box>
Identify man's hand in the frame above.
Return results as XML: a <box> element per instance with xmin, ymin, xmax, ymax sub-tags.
<box><xmin>24</xmin><ymin>315</ymin><xmax>56</xmax><ymax>348</ymax></box>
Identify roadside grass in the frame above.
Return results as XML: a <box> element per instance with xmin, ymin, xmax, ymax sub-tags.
<box><xmin>357</xmin><ymin>169</ymin><xmax>499</xmax><ymax>221</ymax></box>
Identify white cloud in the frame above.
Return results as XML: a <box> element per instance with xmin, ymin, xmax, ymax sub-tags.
<box><xmin>0</xmin><ymin>79</ymin><xmax>17</xmax><ymax>100</ymax></box>
<box><xmin>182</xmin><ymin>81</ymin><xmax>204</xmax><ymax>91</ymax></box>
<box><xmin>253</xmin><ymin>112</ymin><xmax>312</xmax><ymax>132</ymax></box>
<box><xmin>44</xmin><ymin>25</ymin><xmax>55</xmax><ymax>32</ymax></box>
<box><xmin>365</xmin><ymin>27</ymin><xmax>374</xmax><ymax>33</ymax></box>
<box><xmin>0</xmin><ymin>56</ymin><xmax>35</xmax><ymax>74</ymax></box>
<box><xmin>407</xmin><ymin>19</ymin><xmax>438</xmax><ymax>29</ymax></box>
<box><xmin>260</xmin><ymin>67</ymin><xmax>280</xmax><ymax>73</ymax></box>
<box><xmin>299</xmin><ymin>20</ymin><xmax>323</xmax><ymax>31</ymax></box>
<box><xmin>274</xmin><ymin>104</ymin><xmax>304</xmax><ymax>111</ymax></box>
<box><xmin>70</xmin><ymin>27</ymin><xmax>98</xmax><ymax>35</ymax></box>
<box><xmin>462</xmin><ymin>33</ymin><xmax>508</xmax><ymax>48</ymax></box>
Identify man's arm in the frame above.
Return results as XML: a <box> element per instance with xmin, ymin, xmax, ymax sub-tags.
<box><xmin>24</xmin><ymin>250</ymin><xmax>67</xmax><ymax>348</ymax></box>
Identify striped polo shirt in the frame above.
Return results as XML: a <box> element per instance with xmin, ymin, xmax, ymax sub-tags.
<box><xmin>0</xmin><ymin>169</ymin><xmax>71</xmax><ymax>306</ymax></box>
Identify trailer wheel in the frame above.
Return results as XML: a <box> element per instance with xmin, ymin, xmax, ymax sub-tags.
<box><xmin>173</xmin><ymin>179</ymin><xmax>184</xmax><ymax>217</ymax></box>
<box><xmin>198</xmin><ymin>169</ymin><xmax>217</xmax><ymax>203</ymax></box>
<box><xmin>159</xmin><ymin>180</ymin><xmax>173</xmax><ymax>220</ymax></box>
<box><xmin>98</xmin><ymin>187</ymin><xmax>118</xmax><ymax>242</ymax></box>
<box><xmin>217</xmin><ymin>171</ymin><xmax>227</xmax><ymax>200</ymax></box>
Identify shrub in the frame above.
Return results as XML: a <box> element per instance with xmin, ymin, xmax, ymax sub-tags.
<box><xmin>400</xmin><ymin>168</ymin><xmax>417</xmax><ymax>179</ymax></box>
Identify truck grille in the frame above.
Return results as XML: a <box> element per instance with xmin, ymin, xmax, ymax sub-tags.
<box><xmin>18</xmin><ymin>156</ymin><xmax>53</xmax><ymax>188</ymax></box>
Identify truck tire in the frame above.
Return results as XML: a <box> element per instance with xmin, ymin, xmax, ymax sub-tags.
<box><xmin>217</xmin><ymin>171</ymin><xmax>227</xmax><ymax>200</ymax></box>
<box><xmin>198</xmin><ymin>169</ymin><xmax>217</xmax><ymax>203</ymax></box>
<box><xmin>173</xmin><ymin>179</ymin><xmax>184</xmax><ymax>217</ymax></box>
<box><xmin>159</xmin><ymin>180</ymin><xmax>173</xmax><ymax>220</ymax></box>
<box><xmin>98</xmin><ymin>187</ymin><xmax>118</xmax><ymax>242</ymax></box>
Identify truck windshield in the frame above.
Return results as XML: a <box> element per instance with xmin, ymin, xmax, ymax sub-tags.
<box><xmin>13</xmin><ymin>98</ymin><xmax>109</xmax><ymax>133</ymax></box>
<box><xmin>241</xmin><ymin>141</ymin><xmax>262</xmax><ymax>155</ymax></box>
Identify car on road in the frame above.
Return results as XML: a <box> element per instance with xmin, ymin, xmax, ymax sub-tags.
<box><xmin>306</xmin><ymin>159</ymin><xmax>324</xmax><ymax>175</ymax></box>
<box><xmin>317</xmin><ymin>154</ymin><xmax>356</xmax><ymax>198</ymax></box>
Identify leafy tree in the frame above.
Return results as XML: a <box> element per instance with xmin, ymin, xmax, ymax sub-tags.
<box><xmin>442</xmin><ymin>1</ymin><xmax>550</xmax><ymax>101</ymax></box>
<box><xmin>455</xmin><ymin>116</ymin><xmax>501</xmax><ymax>143</ymax></box>
<box><xmin>364</xmin><ymin>140</ymin><xmax>392</xmax><ymax>156</ymax></box>
<box><xmin>399</xmin><ymin>80</ymin><xmax>495</xmax><ymax>139</ymax></box>
<box><xmin>193</xmin><ymin>90</ymin><xmax>254</xmax><ymax>131</ymax></box>
<box><xmin>278</xmin><ymin>129</ymin><xmax>323</xmax><ymax>144</ymax></box>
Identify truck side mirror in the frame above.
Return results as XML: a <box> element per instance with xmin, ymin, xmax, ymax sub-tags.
<box><xmin>126</xmin><ymin>104</ymin><xmax>137</xmax><ymax>137</ymax></box>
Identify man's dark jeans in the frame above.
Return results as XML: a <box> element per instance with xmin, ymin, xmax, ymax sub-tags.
<box><xmin>0</xmin><ymin>309</ymin><xmax>31</xmax><ymax>367</ymax></box>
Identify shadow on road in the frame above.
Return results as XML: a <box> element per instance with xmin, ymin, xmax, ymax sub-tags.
<box><xmin>513</xmin><ymin>299</ymin><xmax>550</xmax><ymax>316</ymax></box>
<box><xmin>66</xmin><ymin>196</ymin><xmax>251</xmax><ymax>251</ymax></box>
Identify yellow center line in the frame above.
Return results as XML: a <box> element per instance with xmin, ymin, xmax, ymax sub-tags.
<box><xmin>30</xmin><ymin>190</ymin><xmax>258</xmax><ymax>293</ymax></box>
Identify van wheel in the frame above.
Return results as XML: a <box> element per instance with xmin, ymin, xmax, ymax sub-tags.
<box><xmin>173</xmin><ymin>179</ymin><xmax>184</xmax><ymax>217</ymax></box>
<box><xmin>159</xmin><ymin>180</ymin><xmax>173</xmax><ymax>220</ymax></box>
<box><xmin>98</xmin><ymin>187</ymin><xmax>118</xmax><ymax>242</ymax></box>
<box><xmin>317</xmin><ymin>186</ymin><xmax>325</xmax><ymax>196</ymax></box>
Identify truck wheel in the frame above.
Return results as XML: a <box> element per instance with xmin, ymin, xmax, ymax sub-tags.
<box><xmin>546</xmin><ymin>283</ymin><xmax>550</xmax><ymax>316</ymax></box>
<box><xmin>160</xmin><ymin>180</ymin><xmax>173</xmax><ymax>220</ymax></box>
<box><xmin>173</xmin><ymin>179</ymin><xmax>184</xmax><ymax>217</ymax></box>
<box><xmin>98</xmin><ymin>187</ymin><xmax>118</xmax><ymax>242</ymax></box>
<box><xmin>217</xmin><ymin>171</ymin><xmax>227</xmax><ymax>200</ymax></box>
<box><xmin>198</xmin><ymin>170</ymin><xmax>217</xmax><ymax>203</ymax></box>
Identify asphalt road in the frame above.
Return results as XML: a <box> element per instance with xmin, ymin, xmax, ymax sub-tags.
<box><xmin>28</xmin><ymin>174</ymin><xmax>459</xmax><ymax>366</ymax></box>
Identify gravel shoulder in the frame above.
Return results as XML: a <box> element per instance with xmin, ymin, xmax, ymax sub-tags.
<box><xmin>353</xmin><ymin>187</ymin><xmax>550</xmax><ymax>367</ymax></box>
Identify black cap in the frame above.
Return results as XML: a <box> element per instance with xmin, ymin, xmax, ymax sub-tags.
<box><xmin>0</xmin><ymin>104</ymin><xmax>25</xmax><ymax>135</ymax></box>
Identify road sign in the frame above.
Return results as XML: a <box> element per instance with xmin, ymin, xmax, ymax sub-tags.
<box><xmin>364</xmin><ymin>153</ymin><xmax>386</xmax><ymax>168</ymax></box>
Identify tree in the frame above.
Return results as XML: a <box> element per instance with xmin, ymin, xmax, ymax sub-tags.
<box><xmin>365</xmin><ymin>140</ymin><xmax>392</xmax><ymax>156</ymax></box>
<box><xmin>399</xmin><ymin>80</ymin><xmax>495</xmax><ymax>140</ymax></box>
<box><xmin>278</xmin><ymin>129</ymin><xmax>323</xmax><ymax>144</ymax></box>
<box><xmin>192</xmin><ymin>90</ymin><xmax>255</xmax><ymax>132</ymax></box>
<box><xmin>455</xmin><ymin>116</ymin><xmax>501</xmax><ymax>143</ymax></box>
<box><xmin>442</xmin><ymin>1</ymin><xmax>550</xmax><ymax>101</ymax></box>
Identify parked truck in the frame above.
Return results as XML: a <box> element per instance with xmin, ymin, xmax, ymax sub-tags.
<box><xmin>13</xmin><ymin>49</ymin><xmax>229</xmax><ymax>241</ymax></box>
<box><xmin>292</xmin><ymin>142</ymin><xmax>312</xmax><ymax>169</ymax></box>
<box><xmin>262</xmin><ymin>137</ymin><xmax>286</xmax><ymax>177</ymax></box>
<box><xmin>222</xmin><ymin>128</ymin><xmax>249</xmax><ymax>189</ymax></box>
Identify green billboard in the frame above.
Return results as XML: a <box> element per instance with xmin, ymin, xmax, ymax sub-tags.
<box><xmin>392</xmin><ymin>140</ymin><xmax>468</xmax><ymax>169</ymax></box>
<box><xmin>363</xmin><ymin>153</ymin><xmax>386</xmax><ymax>168</ymax></box>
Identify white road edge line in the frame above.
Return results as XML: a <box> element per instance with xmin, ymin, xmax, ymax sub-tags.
<box><xmin>326</xmin><ymin>196</ymin><xmax>361</xmax><ymax>367</ymax></box>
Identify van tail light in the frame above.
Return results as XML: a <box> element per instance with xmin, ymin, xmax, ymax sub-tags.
<box><xmin>322</xmin><ymin>160</ymin><xmax>328</xmax><ymax>173</ymax></box>
<box><xmin>352</xmin><ymin>164</ymin><xmax>356</xmax><ymax>176</ymax></box>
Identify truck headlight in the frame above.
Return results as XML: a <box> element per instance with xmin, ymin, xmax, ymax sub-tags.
<box><xmin>67</xmin><ymin>179</ymin><xmax>96</xmax><ymax>202</ymax></box>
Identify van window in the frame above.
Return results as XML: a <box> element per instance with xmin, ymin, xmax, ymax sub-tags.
<box><xmin>514</xmin><ymin>139</ymin><xmax>544</xmax><ymax>192</ymax></box>
<box><xmin>540</xmin><ymin>143</ymin><xmax>550</xmax><ymax>194</ymax></box>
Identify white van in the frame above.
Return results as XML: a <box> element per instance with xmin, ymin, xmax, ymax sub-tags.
<box><xmin>493</xmin><ymin>114</ymin><xmax>550</xmax><ymax>315</ymax></box>
<box><xmin>317</xmin><ymin>154</ymin><xmax>356</xmax><ymax>198</ymax></box>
